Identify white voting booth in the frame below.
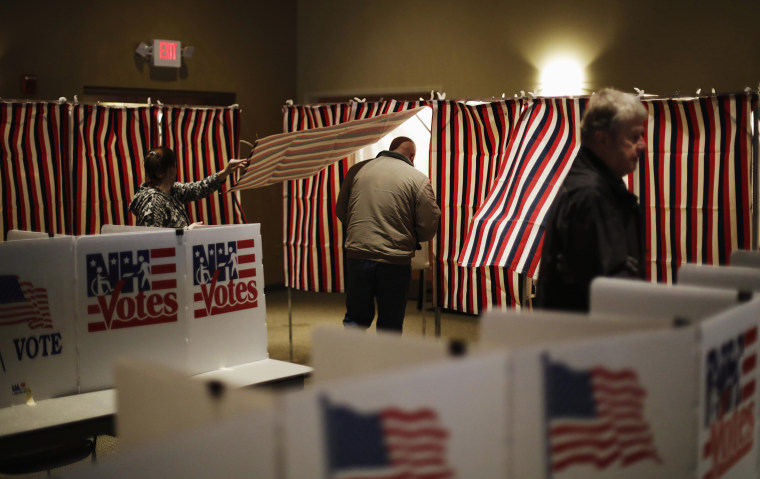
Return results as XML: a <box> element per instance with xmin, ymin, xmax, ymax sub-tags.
<box><xmin>0</xmin><ymin>224</ymin><xmax>311</xmax><ymax>463</ymax></box>
<box><xmin>0</xmin><ymin>237</ymin><xmax>78</xmax><ymax>407</ymax></box>
<box><xmin>55</xmin><ymin>272</ymin><xmax>760</xmax><ymax>479</ymax></box>
<box><xmin>590</xmin><ymin>277</ymin><xmax>742</xmax><ymax>324</ymax></box>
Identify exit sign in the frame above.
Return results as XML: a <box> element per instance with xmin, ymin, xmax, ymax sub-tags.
<box><xmin>152</xmin><ymin>39</ymin><xmax>182</xmax><ymax>68</ymax></box>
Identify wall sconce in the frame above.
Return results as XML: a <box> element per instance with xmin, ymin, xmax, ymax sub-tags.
<box><xmin>539</xmin><ymin>56</ymin><xmax>586</xmax><ymax>97</ymax></box>
<box><xmin>135</xmin><ymin>39</ymin><xmax>194</xmax><ymax>68</ymax></box>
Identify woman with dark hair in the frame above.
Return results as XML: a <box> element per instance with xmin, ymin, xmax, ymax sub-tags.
<box><xmin>128</xmin><ymin>146</ymin><xmax>247</xmax><ymax>228</ymax></box>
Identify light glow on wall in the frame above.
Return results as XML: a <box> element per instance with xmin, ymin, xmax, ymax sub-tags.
<box><xmin>539</xmin><ymin>57</ymin><xmax>586</xmax><ymax>96</ymax></box>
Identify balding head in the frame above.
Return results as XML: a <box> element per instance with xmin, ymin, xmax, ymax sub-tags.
<box><xmin>389</xmin><ymin>136</ymin><xmax>416</xmax><ymax>161</ymax></box>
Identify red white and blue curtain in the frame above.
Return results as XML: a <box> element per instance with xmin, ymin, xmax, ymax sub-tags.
<box><xmin>458</xmin><ymin>98</ymin><xmax>587</xmax><ymax>279</ymax></box>
<box><xmin>430</xmin><ymin>100</ymin><xmax>525</xmax><ymax>313</ymax></box>
<box><xmin>1</xmin><ymin>102</ymin><xmax>70</xmax><ymax>239</ymax></box>
<box><xmin>282</xmin><ymin>103</ymin><xmax>352</xmax><ymax>292</ymax></box>
<box><xmin>72</xmin><ymin>105</ymin><xmax>156</xmax><ymax>235</ymax></box>
<box><xmin>160</xmin><ymin>106</ymin><xmax>244</xmax><ymax>226</ymax></box>
<box><xmin>461</xmin><ymin>94</ymin><xmax>755</xmax><ymax>288</ymax></box>
<box><xmin>633</xmin><ymin>94</ymin><xmax>755</xmax><ymax>283</ymax></box>
<box><xmin>1</xmin><ymin>101</ymin><xmax>242</xmax><ymax>239</ymax></box>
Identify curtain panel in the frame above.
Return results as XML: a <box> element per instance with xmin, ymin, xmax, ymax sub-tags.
<box><xmin>282</xmin><ymin>103</ymin><xmax>352</xmax><ymax>292</ymax></box>
<box><xmin>1</xmin><ymin>102</ymin><xmax>70</xmax><ymax>239</ymax></box>
<box><xmin>633</xmin><ymin>94</ymin><xmax>756</xmax><ymax>283</ymax></box>
<box><xmin>160</xmin><ymin>106</ymin><xmax>244</xmax><ymax>227</ymax></box>
<box><xmin>72</xmin><ymin>104</ymin><xmax>156</xmax><ymax>235</ymax></box>
<box><xmin>430</xmin><ymin>100</ymin><xmax>525</xmax><ymax>313</ymax></box>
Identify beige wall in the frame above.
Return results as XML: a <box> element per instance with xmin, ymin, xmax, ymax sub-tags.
<box><xmin>297</xmin><ymin>0</ymin><xmax>760</xmax><ymax>101</ymax></box>
<box><xmin>0</xmin><ymin>0</ymin><xmax>296</xmax><ymax>285</ymax></box>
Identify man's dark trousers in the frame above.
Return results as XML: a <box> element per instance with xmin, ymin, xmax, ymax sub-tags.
<box><xmin>342</xmin><ymin>258</ymin><xmax>411</xmax><ymax>332</ymax></box>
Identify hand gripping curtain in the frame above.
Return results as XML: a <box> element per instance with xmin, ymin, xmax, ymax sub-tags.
<box><xmin>1</xmin><ymin>101</ymin><xmax>70</xmax><ymax>239</ymax></box>
<box><xmin>633</xmin><ymin>93</ymin><xmax>755</xmax><ymax>283</ymax></box>
<box><xmin>282</xmin><ymin>103</ymin><xmax>352</xmax><ymax>292</ymax></box>
<box><xmin>71</xmin><ymin>104</ymin><xmax>156</xmax><ymax>235</ymax></box>
<box><xmin>458</xmin><ymin>98</ymin><xmax>586</xmax><ymax>280</ymax></box>
<box><xmin>160</xmin><ymin>105</ymin><xmax>244</xmax><ymax>226</ymax></box>
<box><xmin>430</xmin><ymin>99</ymin><xmax>524</xmax><ymax>314</ymax></box>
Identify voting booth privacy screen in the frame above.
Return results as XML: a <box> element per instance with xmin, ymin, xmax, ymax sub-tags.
<box><xmin>0</xmin><ymin>224</ymin><xmax>267</xmax><ymax>406</ymax></box>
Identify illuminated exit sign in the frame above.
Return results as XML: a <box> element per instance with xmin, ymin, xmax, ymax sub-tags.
<box><xmin>152</xmin><ymin>39</ymin><xmax>182</xmax><ymax>68</ymax></box>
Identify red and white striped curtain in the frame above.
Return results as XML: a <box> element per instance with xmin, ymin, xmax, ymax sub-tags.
<box><xmin>430</xmin><ymin>100</ymin><xmax>525</xmax><ymax>313</ymax></box>
<box><xmin>1</xmin><ymin>101</ymin><xmax>70</xmax><ymax>239</ymax></box>
<box><xmin>72</xmin><ymin>105</ymin><xmax>156</xmax><ymax>235</ymax></box>
<box><xmin>632</xmin><ymin>94</ymin><xmax>755</xmax><ymax>283</ymax></box>
<box><xmin>160</xmin><ymin>106</ymin><xmax>244</xmax><ymax>226</ymax></box>
<box><xmin>282</xmin><ymin>103</ymin><xmax>352</xmax><ymax>292</ymax></box>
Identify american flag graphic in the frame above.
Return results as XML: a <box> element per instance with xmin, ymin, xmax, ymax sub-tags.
<box><xmin>192</xmin><ymin>238</ymin><xmax>258</xmax><ymax>318</ymax></box>
<box><xmin>700</xmin><ymin>325</ymin><xmax>757</xmax><ymax>479</ymax></box>
<box><xmin>0</xmin><ymin>275</ymin><xmax>53</xmax><ymax>330</ymax></box>
<box><xmin>86</xmin><ymin>247</ymin><xmax>178</xmax><ymax>332</ymax></box>
<box><xmin>322</xmin><ymin>397</ymin><xmax>455</xmax><ymax>479</ymax></box>
<box><xmin>545</xmin><ymin>360</ymin><xmax>661</xmax><ymax>474</ymax></box>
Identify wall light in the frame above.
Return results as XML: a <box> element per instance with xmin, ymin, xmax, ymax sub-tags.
<box><xmin>539</xmin><ymin>57</ymin><xmax>585</xmax><ymax>97</ymax></box>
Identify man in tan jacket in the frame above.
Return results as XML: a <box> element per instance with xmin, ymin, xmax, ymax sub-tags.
<box><xmin>336</xmin><ymin>136</ymin><xmax>441</xmax><ymax>331</ymax></box>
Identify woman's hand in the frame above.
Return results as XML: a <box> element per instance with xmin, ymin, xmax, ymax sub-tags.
<box><xmin>219</xmin><ymin>158</ymin><xmax>249</xmax><ymax>180</ymax></box>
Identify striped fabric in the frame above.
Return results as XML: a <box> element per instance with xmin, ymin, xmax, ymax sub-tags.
<box><xmin>72</xmin><ymin>104</ymin><xmax>156</xmax><ymax>235</ymax></box>
<box><xmin>350</xmin><ymin>100</ymin><xmax>428</xmax><ymax>120</ymax></box>
<box><xmin>282</xmin><ymin>103</ymin><xmax>352</xmax><ymax>291</ymax></box>
<box><xmin>160</xmin><ymin>106</ymin><xmax>244</xmax><ymax>226</ymax></box>
<box><xmin>458</xmin><ymin>98</ymin><xmax>587</xmax><ymax>279</ymax></box>
<box><xmin>233</xmin><ymin>106</ymin><xmax>426</xmax><ymax>191</ymax></box>
<box><xmin>633</xmin><ymin>94</ymin><xmax>755</xmax><ymax>283</ymax></box>
<box><xmin>458</xmin><ymin>94</ymin><xmax>755</xmax><ymax>291</ymax></box>
<box><xmin>430</xmin><ymin>100</ymin><xmax>525</xmax><ymax>313</ymax></box>
<box><xmin>1</xmin><ymin>101</ymin><xmax>70</xmax><ymax>239</ymax></box>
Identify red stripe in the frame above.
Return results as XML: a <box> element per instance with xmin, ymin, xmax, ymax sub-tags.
<box><xmin>742</xmin><ymin>354</ymin><xmax>756</xmax><ymax>375</ymax></box>
<box><xmin>238</xmin><ymin>253</ymin><xmax>256</xmax><ymax>264</ymax></box>
<box><xmin>150</xmin><ymin>263</ymin><xmax>176</xmax><ymax>275</ymax></box>
<box><xmin>744</xmin><ymin>326</ymin><xmax>757</xmax><ymax>347</ymax></box>
<box><xmin>12</xmin><ymin>105</ymin><xmax>27</xmax><ymax>230</ymax></box>
<box><xmin>657</xmin><ymin>101</ymin><xmax>668</xmax><ymax>281</ymax></box>
<box><xmin>553</xmin><ymin>450</ymin><xmax>621</xmax><ymax>472</ymax></box>
<box><xmin>151</xmin><ymin>279</ymin><xmax>177</xmax><ymax>290</ymax></box>
<box><xmin>742</xmin><ymin>380</ymin><xmax>755</xmax><ymax>401</ymax></box>
<box><xmin>705</xmin><ymin>98</ymin><xmax>717</xmax><ymax>265</ymax></box>
<box><xmin>720</xmin><ymin>96</ymin><xmax>732</xmax><ymax>263</ymax></box>
<box><xmin>151</xmin><ymin>248</ymin><xmax>176</xmax><ymax>258</ymax></box>
<box><xmin>673</xmin><ymin>103</ymin><xmax>684</xmax><ymax>275</ymax></box>
<box><xmin>238</xmin><ymin>268</ymin><xmax>256</xmax><ymax>279</ymax></box>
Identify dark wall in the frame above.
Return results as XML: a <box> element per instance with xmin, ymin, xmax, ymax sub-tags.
<box><xmin>0</xmin><ymin>0</ymin><xmax>296</xmax><ymax>285</ymax></box>
<box><xmin>297</xmin><ymin>0</ymin><xmax>760</xmax><ymax>101</ymax></box>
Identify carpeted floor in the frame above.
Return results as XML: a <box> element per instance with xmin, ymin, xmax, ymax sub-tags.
<box><xmin>1</xmin><ymin>286</ymin><xmax>480</xmax><ymax>478</ymax></box>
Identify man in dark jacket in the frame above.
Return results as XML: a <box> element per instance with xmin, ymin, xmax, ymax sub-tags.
<box><xmin>536</xmin><ymin>88</ymin><xmax>647</xmax><ymax>311</ymax></box>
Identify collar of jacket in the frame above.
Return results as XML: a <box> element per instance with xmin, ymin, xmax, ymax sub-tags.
<box><xmin>578</xmin><ymin>146</ymin><xmax>638</xmax><ymax>203</ymax></box>
<box><xmin>376</xmin><ymin>150</ymin><xmax>413</xmax><ymax>166</ymax></box>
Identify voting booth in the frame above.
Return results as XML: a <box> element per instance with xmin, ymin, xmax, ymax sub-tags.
<box><xmin>0</xmin><ymin>237</ymin><xmax>78</xmax><ymax>407</ymax></box>
<box><xmin>1</xmin><ymin>224</ymin><xmax>308</xmax><ymax>410</ymax></box>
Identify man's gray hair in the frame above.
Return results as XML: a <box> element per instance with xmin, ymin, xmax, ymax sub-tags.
<box><xmin>580</xmin><ymin>88</ymin><xmax>647</xmax><ymax>145</ymax></box>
